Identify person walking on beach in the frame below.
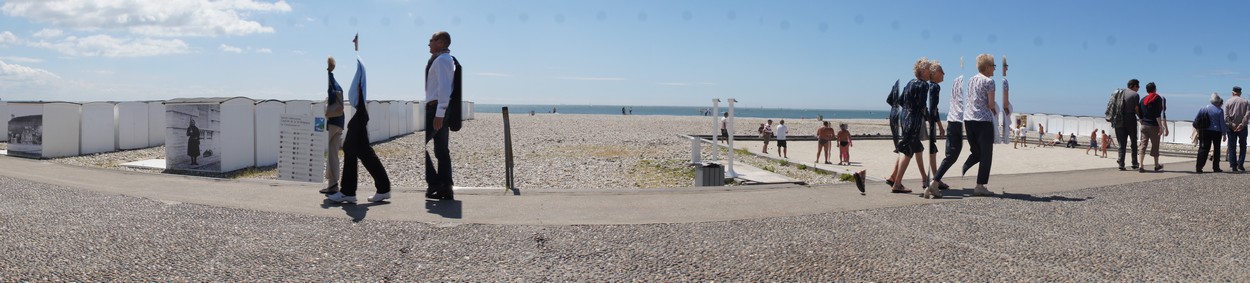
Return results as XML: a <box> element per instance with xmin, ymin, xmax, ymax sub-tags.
<box><xmin>1223</xmin><ymin>86</ymin><xmax>1249</xmax><ymax>171</ymax></box>
<box><xmin>959</xmin><ymin>53</ymin><xmax>998</xmax><ymax>197</ymax></box>
<box><xmin>761</xmin><ymin>119</ymin><xmax>774</xmax><ymax>153</ymax></box>
<box><xmin>720</xmin><ymin>112</ymin><xmax>729</xmax><ymax>144</ymax></box>
<box><xmin>1086</xmin><ymin>128</ymin><xmax>1099</xmax><ymax>155</ymax></box>
<box><xmin>890</xmin><ymin>57</ymin><xmax>931</xmax><ymax>195</ymax></box>
<box><xmin>1137</xmin><ymin>82</ymin><xmax>1168</xmax><ymax>172</ymax></box>
<box><xmin>186</xmin><ymin>119</ymin><xmax>200</xmax><ymax>166</ymax></box>
<box><xmin>424</xmin><ymin>30</ymin><xmax>460</xmax><ymax>200</ymax></box>
<box><xmin>775</xmin><ymin>120</ymin><xmax>789</xmax><ymax>158</ymax></box>
<box><xmin>925</xmin><ymin>60</ymin><xmax>946</xmax><ymax>188</ymax></box>
<box><xmin>320</xmin><ymin>56</ymin><xmax>347</xmax><ymax>195</ymax></box>
<box><xmin>327</xmin><ymin>34</ymin><xmax>392</xmax><ymax>204</ymax></box>
<box><xmin>816</xmin><ymin>121</ymin><xmax>834</xmax><ymax>164</ymax></box>
<box><xmin>1109</xmin><ymin>79</ymin><xmax>1143</xmax><ymax>170</ymax></box>
<box><xmin>1198</xmin><ymin>93</ymin><xmax>1229</xmax><ymax>173</ymax></box>
<box><xmin>837</xmin><ymin>123</ymin><xmax>853</xmax><ymax>165</ymax></box>
<box><xmin>930</xmin><ymin>60</ymin><xmax>967</xmax><ymax>192</ymax></box>
<box><xmin>1037</xmin><ymin>123</ymin><xmax>1047</xmax><ymax>147</ymax></box>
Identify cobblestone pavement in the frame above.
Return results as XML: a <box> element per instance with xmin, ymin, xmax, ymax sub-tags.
<box><xmin>1</xmin><ymin>172</ymin><xmax>1248</xmax><ymax>281</ymax></box>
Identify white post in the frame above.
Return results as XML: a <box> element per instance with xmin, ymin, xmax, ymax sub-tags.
<box><xmin>690</xmin><ymin>136</ymin><xmax>701</xmax><ymax>165</ymax></box>
<box><xmin>726</xmin><ymin>98</ymin><xmax>738</xmax><ymax>178</ymax></box>
<box><xmin>711</xmin><ymin>99</ymin><xmax>721</xmax><ymax>161</ymax></box>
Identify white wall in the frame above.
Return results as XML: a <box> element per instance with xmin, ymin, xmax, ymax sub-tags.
<box><xmin>253</xmin><ymin>100</ymin><xmax>284</xmax><ymax>167</ymax></box>
<box><xmin>43</xmin><ymin>103</ymin><xmax>82</xmax><ymax>158</ymax></box>
<box><xmin>367</xmin><ymin>101</ymin><xmax>388</xmax><ymax>143</ymax></box>
<box><xmin>147</xmin><ymin>101</ymin><xmax>165</xmax><ymax>147</ymax></box>
<box><xmin>388</xmin><ymin>101</ymin><xmax>405</xmax><ymax>137</ymax></box>
<box><xmin>0</xmin><ymin>101</ymin><xmax>7</xmax><ymax>142</ymax></box>
<box><xmin>412</xmin><ymin>100</ymin><xmax>425</xmax><ymax>132</ymax></box>
<box><xmin>284</xmin><ymin>100</ymin><xmax>313</xmax><ymax>117</ymax></box>
<box><xmin>117</xmin><ymin>102</ymin><xmax>149</xmax><ymax>150</ymax></box>
<box><xmin>79</xmin><ymin>102</ymin><xmax>117</xmax><ymax>155</ymax></box>
<box><xmin>1077</xmin><ymin>117</ymin><xmax>1095</xmax><ymax>138</ymax></box>
<box><xmin>221</xmin><ymin>98</ymin><xmax>256</xmax><ymax>172</ymax></box>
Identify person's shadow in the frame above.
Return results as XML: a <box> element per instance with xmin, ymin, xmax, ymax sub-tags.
<box><xmin>425</xmin><ymin>199</ymin><xmax>462</xmax><ymax>219</ymax></box>
<box><xmin>939</xmin><ymin>188</ymin><xmax>1090</xmax><ymax>202</ymax></box>
<box><xmin>321</xmin><ymin>200</ymin><xmax>390</xmax><ymax>222</ymax></box>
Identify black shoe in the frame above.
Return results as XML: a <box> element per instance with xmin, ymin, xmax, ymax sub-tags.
<box><xmin>1132</xmin><ymin>164</ymin><xmax>1139</xmax><ymax>170</ymax></box>
<box><xmin>1214</xmin><ymin>168</ymin><xmax>1224</xmax><ymax>173</ymax></box>
<box><xmin>852</xmin><ymin>172</ymin><xmax>866</xmax><ymax>195</ymax></box>
<box><xmin>1119</xmin><ymin>167</ymin><xmax>1126</xmax><ymax>171</ymax></box>
<box><xmin>1196</xmin><ymin>169</ymin><xmax>1203</xmax><ymax>174</ymax></box>
<box><xmin>319</xmin><ymin>184</ymin><xmax>339</xmax><ymax>194</ymax></box>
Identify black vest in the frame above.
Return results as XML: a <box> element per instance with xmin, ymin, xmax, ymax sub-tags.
<box><xmin>426</xmin><ymin>54</ymin><xmax>463</xmax><ymax>131</ymax></box>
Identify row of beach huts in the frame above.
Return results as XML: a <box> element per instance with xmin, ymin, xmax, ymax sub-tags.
<box><xmin>2</xmin><ymin>97</ymin><xmax>475</xmax><ymax>173</ymax></box>
<box><xmin>1016</xmin><ymin>113</ymin><xmax>1196</xmax><ymax>144</ymax></box>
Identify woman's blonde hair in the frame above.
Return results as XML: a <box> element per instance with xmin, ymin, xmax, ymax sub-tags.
<box><xmin>913</xmin><ymin>57</ymin><xmax>930</xmax><ymax>78</ymax></box>
<box><xmin>928</xmin><ymin>59</ymin><xmax>943</xmax><ymax>74</ymax></box>
<box><xmin>976</xmin><ymin>53</ymin><xmax>995</xmax><ymax>74</ymax></box>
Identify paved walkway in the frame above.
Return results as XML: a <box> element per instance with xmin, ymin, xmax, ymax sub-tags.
<box><xmin>0</xmin><ymin>154</ymin><xmax>1206</xmax><ymax>225</ymax></box>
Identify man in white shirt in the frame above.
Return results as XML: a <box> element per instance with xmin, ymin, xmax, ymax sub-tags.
<box><xmin>424</xmin><ymin>31</ymin><xmax>458</xmax><ymax>200</ymax></box>
<box><xmin>775</xmin><ymin>120</ymin><xmax>789</xmax><ymax>158</ymax></box>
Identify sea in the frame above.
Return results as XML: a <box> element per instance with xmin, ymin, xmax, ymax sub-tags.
<box><xmin>476</xmin><ymin>104</ymin><xmax>946</xmax><ymax>120</ymax></box>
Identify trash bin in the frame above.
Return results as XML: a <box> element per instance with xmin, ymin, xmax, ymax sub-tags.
<box><xmin>694</xmin><ymin>162</ymin><xmax>725</xmax><ymax>186</ymax></box>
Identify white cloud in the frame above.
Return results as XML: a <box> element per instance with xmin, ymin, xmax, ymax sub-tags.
<box><xmin>255</xmin><ymin>47</ymin><xmax>272</xmax><ymax>54</ymax></box>
<box><xmin>32</xmin><ymin>28</ymin><xmax>62</xmax><ymax>38</ymax></box>
<box><xmin>0</xmin><ymin>31</ymin><xmax>17</xmax><ymax>44</ymax></box>
<box><xmin>0</xmin><ymin>56</ymin><xmax>43</xmax><ymax>63</ymax></box>
<box><xmin>219</xmin><ymin>43</ymin><xmax>243</xmax><ymax>53</ymax></box>
<box><xmin>0</xmin><ymin>58</ymin><xmax>61</xmax><ymax>84</ymax></box>
<box><xmin>2</xmin><ymin>0</ymin><xmax>292</xmax><ymax>37</ymax></box>
<box><xmin>30</xmin><ymin>35</ymin><xmax>190</xmax><ymax>57</ymax></box>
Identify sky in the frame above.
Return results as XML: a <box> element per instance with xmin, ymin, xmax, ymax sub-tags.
<box><xmin>2</xmin><ymin>0</ymin><xmax>1250</xmax><ymax>117</ymax></box>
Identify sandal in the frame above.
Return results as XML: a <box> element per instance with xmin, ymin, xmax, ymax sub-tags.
<box><xmin>1155</xmin><ymin>164</ymin><xmax>1164</xmax><ymax>172</ymax></box>
<box><xmin>891</xmin><ymin>185</ymin><xmax>911</xmax><ymax>194</ymax></box>
<box><xmin>852</xmin><ymin>171</ymin><xmax>866</xmax><ymax>195</ymax></box>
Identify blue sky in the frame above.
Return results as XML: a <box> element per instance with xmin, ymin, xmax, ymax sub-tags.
<box><xmin>1</xmin><ymin>0</ymin><xmax>1249</xmax><ymax>116</ymax></box>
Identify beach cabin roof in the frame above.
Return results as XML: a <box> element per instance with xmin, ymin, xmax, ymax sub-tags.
<box><xmin>7</xmin><ymin>101</ymin><xmax>81</xmax><ymax>105</ymax></box>
<box><xmin>164</xmin><ymin>97</ymin><xmax>254</xmax><ymax>105</ymax></box>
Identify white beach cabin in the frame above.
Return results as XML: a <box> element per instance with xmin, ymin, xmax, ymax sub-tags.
<box><xmin>253</xmin><ymin>99</ymin><xmax>285</xmax><ymax>167</ymax></box>
<box><xmin>7</xmin><ymin>101</ymin><xmax>82</xmax><ymax>159</ymax></box>
<box><xmin>147</xmin><ymin>101</ymin><xmax>166</xmax><ymax>147</ymax></box>
<box><xmin>79</xmin><ymin>101</ymin><xmax>118</xmax><ymax>155</ymax></box>
<box><xmin>117</xmin><ymin>101</ymin><xmax>150</xmax><ymax>150</ymax></box>
<box><xmin>164</xmin><ymin>97</ymin><xmax>256</xmax><ymax>173</ymax></box>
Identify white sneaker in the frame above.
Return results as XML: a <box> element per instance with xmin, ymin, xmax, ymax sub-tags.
<box><xmin>923</xmin><ymin>185</ymin><xmax>943</xmax><ymax>199</ymax></box>
<box><xmin>972</xmin><ymin>185</ymin><xmax>994</xmax><ymax>196</ymax></box>
<box><xmin>367</xmin><ymin>192</ymin><xmax>391</xmax><ymax>202</ymax></box>
<box><xmin>326</xmin><ymin>192</ymin><xmax>357</xmax><ymax>203</ymax></box>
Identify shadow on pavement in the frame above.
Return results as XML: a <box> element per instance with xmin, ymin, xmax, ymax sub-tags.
<box><xmin>425</xmin><ymin>199</ymin><xmax>462</xmax><ymax>219</ymax></box>
<box><xmin>321</xmin><ymin>200</ymin><xmax>390</xmax><ymax>222</ymax></box>
<box><xmin>996</xmin><ymin>192</ymin><xmax>1091</xmax><ymax>202</ymax></box>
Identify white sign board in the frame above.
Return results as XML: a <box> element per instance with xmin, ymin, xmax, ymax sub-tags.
<box><xmin>278</xmin><ymin>114</ymin><xmax>327</xmax><ymax>183</ymax></box>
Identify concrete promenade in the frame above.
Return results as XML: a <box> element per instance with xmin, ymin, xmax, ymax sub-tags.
<box><xmin>0</xmin><ymin>153</ymin><xmax>1203</xmax><ymax>225</ymax></box>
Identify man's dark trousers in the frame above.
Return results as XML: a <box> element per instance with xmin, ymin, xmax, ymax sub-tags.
<box><xmin>425</xmin><ymin>103</ymin><xmax>453</xmax><ymax>197</ymax></box>
<box><xmin>1115</xmin><ymin>125</ymin><xmax>1139</xmax><ymax>168</ymax></box>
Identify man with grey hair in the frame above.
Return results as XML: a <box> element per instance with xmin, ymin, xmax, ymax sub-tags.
<box><xmin>1197</xmin><ymin>92</ymin><xmax>1229</xmax><ymax>173</ymax></box>
<box><xmin>1223</xmin><ymin>86</ymin><xmax>1249</xmax><ymax>171</ymax></box>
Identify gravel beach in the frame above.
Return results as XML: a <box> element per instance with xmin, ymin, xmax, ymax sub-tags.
<box><xmin>41</xmin><ymin>114</ymin><xmax>893</xmax><ymax>189</ymax></box>
<box><xmin>2</xmin><ymin>170</ymin><xmax>1247</xmax><ymax>281</ymax></box>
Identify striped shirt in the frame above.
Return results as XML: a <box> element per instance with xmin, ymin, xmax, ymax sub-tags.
<box><xmin>947</xmin><ymin>75</ymin><xmax>965</xmax><ymax>122</ymax></box>
<box><xmin>963</xmin><ymin>73</ymin><xmax>996</xmax><ymax>122</ymax></box>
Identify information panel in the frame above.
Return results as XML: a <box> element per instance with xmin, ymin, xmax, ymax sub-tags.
<box><xmin>279</xmin><ymin>114</ymin><xmax>327</xmax><ymax>183</ymax></box>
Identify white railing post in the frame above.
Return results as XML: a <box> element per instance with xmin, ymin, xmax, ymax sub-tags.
<box><xmin>711</xmin><ymin>99</ymin><xmax>721</xmax><ymax>161</ymax></box>
<box><xmin>726</xmin><ymin>98</ymin><xmax>738</xmax><ymax>178</ymax></box>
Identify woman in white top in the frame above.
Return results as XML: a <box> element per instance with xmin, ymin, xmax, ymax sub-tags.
<box><xmin>960</xmin><ymin>54</ymin><xmax>998</xmax><ymax>196</ymax></box>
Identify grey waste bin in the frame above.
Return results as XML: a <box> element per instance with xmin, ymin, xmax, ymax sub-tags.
<box><xmin>694</xmin><ymin>163</ymin><xmax>725</xmax><ymax>186</ymax></box>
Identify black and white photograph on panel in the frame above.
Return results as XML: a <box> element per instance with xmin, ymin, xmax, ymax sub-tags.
<box><xmin>6</xmin><ymin>104</ymin><xmax>42</xmax><ymax>158</ymax></box>
<box><xmin>166</xmin><ymin>104</ymin><xmax>221</xmax><ymax>172</ymax></box>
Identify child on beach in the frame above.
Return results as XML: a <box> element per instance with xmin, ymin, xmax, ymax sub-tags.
<box><xmin>1100</xmin><ymin>130</ymin><xmax>1112</xmax><ymax>158</ymax></box>
<box><xmin>837</xmin><ymin>123</ymin><xmax>853</xmax><ymax>165</ymax></box>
